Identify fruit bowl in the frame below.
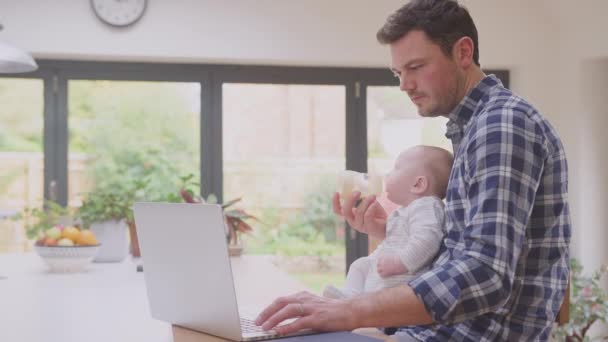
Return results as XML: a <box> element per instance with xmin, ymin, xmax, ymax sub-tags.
<box><xmin>34</xmin><ymin>244</ymin><xmax>101</xmax><ymax>273</ymax></box>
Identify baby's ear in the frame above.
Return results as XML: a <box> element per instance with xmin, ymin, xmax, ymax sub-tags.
<box><xmin>411</xmin><ymin>176</ymin><xmax>428</xmax><ymax>194</ymax></box>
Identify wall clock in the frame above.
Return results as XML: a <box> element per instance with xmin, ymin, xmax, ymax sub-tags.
<box><xmin>91</xmin><ymin>0</ymin><xmax>147</xmax><ymax>27</ymax></box>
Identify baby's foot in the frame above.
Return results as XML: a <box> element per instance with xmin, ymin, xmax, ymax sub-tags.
<box><xmin>322</xmin><ymin>285</ymin><xmax>348</xmax><ymax>299</ymax></box>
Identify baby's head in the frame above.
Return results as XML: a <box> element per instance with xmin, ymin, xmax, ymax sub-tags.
<box><xmin>385</xmin><ymin>145</ymin><xmax>453</xmax><ymax>206</ymax></box>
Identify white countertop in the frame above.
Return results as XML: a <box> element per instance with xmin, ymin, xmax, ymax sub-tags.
<box><xmin>0</xmin><ymin>252</ymin><xmax>314</xmax><ymax>342</ymax></box>
<box><xmin>0</xmin><ymin>253</ymin><xmax>173</xmax><ymax>342</ymax></box>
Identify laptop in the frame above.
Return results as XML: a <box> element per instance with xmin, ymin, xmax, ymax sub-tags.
<box><xmin>133</xmin><ymin>202</ymin><xmax>316</xmax><ymax>341</ymax></box>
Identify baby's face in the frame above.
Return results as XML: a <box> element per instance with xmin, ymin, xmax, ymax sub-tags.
<box><xmin>384</xmin><ymin>152</ymin><xmax>418</xmax><ymax>205</ymax></box>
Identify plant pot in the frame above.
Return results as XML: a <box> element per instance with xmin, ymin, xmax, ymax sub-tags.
<box><xmin>90</xmin><ymin>219</ymin><xmax>129</xmax><ymax>262</ymax></box>
<box><xmin>228</xmin><ymin>244</ymin><xmax>243</xmax><ymax>257</ymax></box>
<box><xmin>127</xmin><ymin>221</ymin><xmax>140</xmax><ymax>258</ymax></box>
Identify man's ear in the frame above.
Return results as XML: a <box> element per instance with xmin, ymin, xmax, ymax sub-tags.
<box><xmin>411</xmin><ymin>176</ymin><xmax>428</xmax><ymax>194</ymax></box>
<box><xmin>452</xmin><ymin>36</ymin><xmax>474</xmax><ymax>68</ymax></box>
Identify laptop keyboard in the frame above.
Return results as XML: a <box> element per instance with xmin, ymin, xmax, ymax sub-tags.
<box><xmin>240</xmin><ymin>317</ymin><xmax>267</xmax><ymax>334</ymax></box>
<box><xmin>239</xmin><ymin>316</ymin><xmax>314</xmax><ymax>341</ymax></box>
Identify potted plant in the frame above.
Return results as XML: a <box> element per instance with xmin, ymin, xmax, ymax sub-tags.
<box><xmin>76</xmin><ymin>187</ymin><xmax>135</xmax><ymax>262</ymax></box>
<box><xmin>171</xmin><ymin>174</ymin><xmax>256</xmax><ymax>256</ymax></box>
<box><xmin>16</xmin><ymin>200</ymin><xmax>71</xmax><ymax>241</ymax></box>
<box><xmin>552</xmin><ymin>258</ymin><xmax>608</xmax><ymax>341</ymax></box>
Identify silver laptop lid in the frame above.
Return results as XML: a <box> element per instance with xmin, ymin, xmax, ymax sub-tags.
<box><xmin>134</xmin><ymin>202</ymin><xmax>243</xmax><ymax>341</ymax></box>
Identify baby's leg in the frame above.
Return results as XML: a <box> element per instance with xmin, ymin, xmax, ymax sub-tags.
<box><xmin>343</xmin><ymin>257</ymin><xmax>371</xmax><ymax>295</ymax></box>
<box><xmin>323</xmin><ymin>257</ymin><xmax>371</xmax><ymax>299</ymax></box>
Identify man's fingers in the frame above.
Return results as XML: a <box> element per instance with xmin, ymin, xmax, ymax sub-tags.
<box><xmin>342</xmin><ymin>192</ymin><xmax>361</xmax><ymax>224</ymax></box>
<box><xmin>332</xmin><ymin>192</ymin><xmax>342</xmax><ymax>216</ymax></box>
<box><xmin>260</xmin><ymin>303</ymin><xmax>302</xmax><ymax>331</ymax></box>
<box><xmin>353</xmin><ymin>195</ymin><xmax>375</xmax><ymax>230</ymax></box>
<box><xmin>255</xmin><ymin>296</ymin><xmax>290</xmax><ymax>326</ymax></box>
<box><xmin>256</xmin><ymin>291</ymin><xmax>315</xmax><ymax>326</ymax></box>
<box><xmin>275</xmin><ymin>316</ymin><xmax>314</xmax><ymax>336</ymax></box>
<box><xmin>352</xmin><ymin>195</ymin><xmax>369</xmax><ymax>229</ymax></box>
<box><xmin>362</xmin><ymin>196</ymin><xmax>378</xmax><ymax>221</ymax></box>
<box><xmin>368</xmin><ymin>199</ymin><xmax>383</xmax><ymax>214</ymax></box>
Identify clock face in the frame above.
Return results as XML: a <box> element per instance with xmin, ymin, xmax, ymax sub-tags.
<box><xmin>91</xmin><ymin>0</ymin><xmax>147</xmax><ymax>27</ymax></box>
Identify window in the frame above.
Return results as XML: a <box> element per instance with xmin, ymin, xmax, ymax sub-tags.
<box><xmin>223</xmin><ymin>83</ymin><xmax>347</xmax><ymax>291</ymax></box>
<box><xmin>0</xmin><ymin>60</ymin><xmax>508</xmax><ymax>292</ymax></box>
<box><xmin>67</xmin><ymin>80</ymin><xmax>201</xmax><ymax>205</ymax></box>
<box><xmin>0</xmin><ymin>78</ymin><xmax>44</xmax><ymax>252</ymax></box>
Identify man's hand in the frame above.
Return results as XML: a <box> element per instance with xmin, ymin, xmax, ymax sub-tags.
<box><xmin>254</xmin><ymin>291</ymin><xmax>358</xmax><ymax>335</ymax></box>
<box><xmin>332</xmin><ymin>192</ymin><xmax>387</xmax><ymax>239</ymax></box>
<box><xmin>377</xmin><ymin>254</ymin><xmax>407</xmax><ymax>278</ymax></box>
<box><xmin>255</xmin><ymin>287</ymin><xmax>435</xmax><ymax>335</ymax></box>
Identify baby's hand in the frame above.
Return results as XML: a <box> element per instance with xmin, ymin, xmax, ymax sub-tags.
<box><xmin>377</xmin><ymin>254</ymin><xmax>407</xmax><ymax>278</ymax></box>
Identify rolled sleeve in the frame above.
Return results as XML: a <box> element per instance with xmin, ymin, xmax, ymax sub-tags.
<box><xmin>409</xmin><ymin>109</ymin><xmax>547</xmax><ymax>324</ymax></box>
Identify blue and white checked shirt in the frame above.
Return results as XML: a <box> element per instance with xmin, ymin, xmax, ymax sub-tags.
<box><xmin>402</xmin><ymin>75</ymin><xmax>571</xmax><ymax>341</ymax></box>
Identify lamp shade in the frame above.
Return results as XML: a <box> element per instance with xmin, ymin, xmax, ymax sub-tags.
<box><xmin>0</xmin><ymin>41</ymin><xmax>37</xmax><ymax>73</ymax></box>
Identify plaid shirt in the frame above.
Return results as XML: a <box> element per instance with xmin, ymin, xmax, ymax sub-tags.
<box><xmin>401</xmin><ymin>75</ymin><xmax>571</xmax><ymax>341</ymax></box>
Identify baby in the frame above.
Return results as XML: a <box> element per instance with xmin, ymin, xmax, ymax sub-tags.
<box><xmin>325</xmin><ymin>145</ymin><xmax>453</xmax><ymax>298</ymax></box>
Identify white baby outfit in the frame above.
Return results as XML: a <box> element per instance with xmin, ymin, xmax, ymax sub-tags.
<box><xmin>325</xmin><ymin>196</ymin><xmax>445</xmax><ymax>298</ymax></box>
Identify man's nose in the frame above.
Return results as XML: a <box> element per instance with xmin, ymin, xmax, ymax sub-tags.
<box><xmin>399</xmin><ymin>75</ymin><xmax>416</xmax><ymax>92</ymax></box>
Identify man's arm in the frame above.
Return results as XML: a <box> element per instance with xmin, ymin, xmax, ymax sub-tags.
<box><xmin>351</xmin><ymin>285</ymin><xmax>434</xmax><ymax>328</ymax></box>
<box><xmin>255</xmin><ymin>286</ymin><xmax>433</xmax><ymax>335</ymax></box>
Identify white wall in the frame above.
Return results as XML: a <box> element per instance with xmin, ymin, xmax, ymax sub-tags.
<box><xmin>1</xmin><ymin>0</ymin><xmax>607</xmax><ymax>274</ymax></box>
<box><xmin>0</xmin><ymin>0</ymin><xmax>399</xmax><ymax>67</ymax></box>
<box><xmin>581</xmin><ymin>60</ymin><xmax>608</xmax><ymax>337</ymax></box>
<box><xmin>0</xmin><ymin>1</ymin><xmax>557</xmax><ymax>69</ymax></box>
<box><xmin>540</xmin><ymin>1</ymin><xmax>608</xmax><ymax>276</ymax></box>
<box><xmin>578</xmin><ymin>60</ymin><xmax>608</xmax><ymax>273</ymax></box>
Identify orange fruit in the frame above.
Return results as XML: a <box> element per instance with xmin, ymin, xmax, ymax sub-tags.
<box><xmin>43</xmin><ymin>237</ymin><xmax>58</xmax><ymax>246</ymax></box>
<box><xmin>61</xmin><ymin>226</ymin><xmax>81</xmax><ymax>243</ymax></box>
<box><xmin>76</xmin><ymin>230</ymin><xmax>98</xmax><ymax>246</ymax></box>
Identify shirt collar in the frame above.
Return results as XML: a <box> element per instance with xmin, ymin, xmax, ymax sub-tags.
<box><xmin>445</xmin><ymin>74</ymin><xmax>503</xmax><ymax>131</ymax></box>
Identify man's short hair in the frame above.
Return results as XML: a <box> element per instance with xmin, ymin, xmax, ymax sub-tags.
<box><xmin>377</xmin><ymin>0</ymin><xmax>480</xmax><ymax>66</ymax></box>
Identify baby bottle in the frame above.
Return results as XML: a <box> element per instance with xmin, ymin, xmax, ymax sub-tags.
<box><xmin>336</xmin><ymin>170</ymin><xmax>384</xmax><ymax>200</ymax></box>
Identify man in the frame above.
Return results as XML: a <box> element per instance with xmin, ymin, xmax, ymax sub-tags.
<box><xmin>255</xmin><ymin>0</ymin><xmax>571</xmax><ymax>340</ymax></box>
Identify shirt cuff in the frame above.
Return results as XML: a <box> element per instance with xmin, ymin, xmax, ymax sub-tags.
<box><xmin>408</xmin><ymin>256</ymin><xmax>501</xmax><ymax>324</ymax></box>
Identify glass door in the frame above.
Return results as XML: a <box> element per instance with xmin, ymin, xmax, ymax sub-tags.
<box><xmin>0</xmin><ymin>78</ymin><xmax>44</xmax><ymax>252</ymax></box>
<box><xmin>223</xmin><ymin>83</ymin><xmax>346</xmax><ymax>293</ymax></box>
